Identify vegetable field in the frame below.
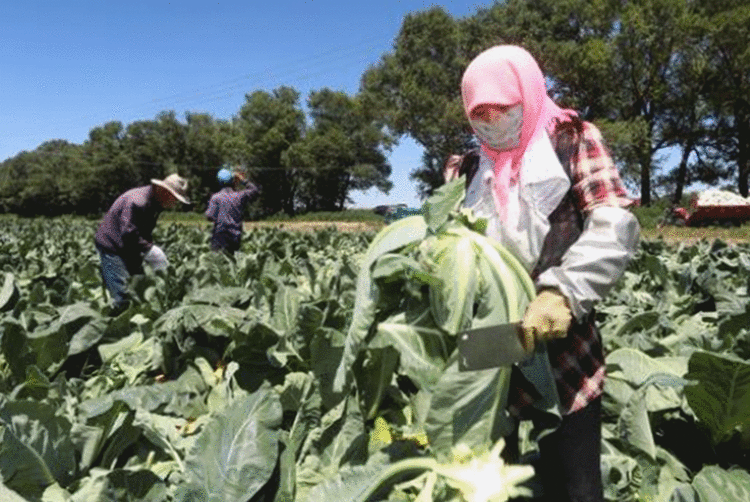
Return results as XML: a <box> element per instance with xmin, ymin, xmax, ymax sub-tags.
<box><xmin>1</xmin><ymin>208</ymin><xmax>749</xmax><ymax>501</ymax></box>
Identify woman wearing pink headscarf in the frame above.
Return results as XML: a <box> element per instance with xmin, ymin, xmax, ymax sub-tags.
<box><xmin>458</xmin><ymin>45</ymin><xmax>640</xmax><ymax>502</ymax></box>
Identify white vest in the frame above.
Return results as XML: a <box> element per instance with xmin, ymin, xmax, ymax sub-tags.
<box><xmin>464</xmin><ymin>131</ymin><xmax>570</xmax><ymax>271</ymax></box>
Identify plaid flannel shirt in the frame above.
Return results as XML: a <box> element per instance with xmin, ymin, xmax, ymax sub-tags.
<box><xmin>570</xmin><ymin>122</ymin><xmax>633</xmax><ymax>214</ymax></box>
<box><xmin>510</xmin><ymin>120</ymin><xmax>634</xmax><ymax>417</ymax></box>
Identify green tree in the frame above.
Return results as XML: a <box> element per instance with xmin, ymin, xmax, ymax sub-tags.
<box><xmin>6</xmin><ymin>141</ymin><xmax>88</xmax><ymax>216</ymax></box>
<box><xmin>657</xmin><ymin>37</ymin><xmax>724</xmax><ymax>203</ymax></box>
<box><xmin>183</xmin><ymin>112</ymin><xmax>226</xmax><ymax>210</ymax></box>
<box><xmin>123</xmin><ymin>111</ymin><xmax>188</xmax><ymax>186</ymax></box>
<box><xmin>494</xmin><ymin>0</ymin><xmax>699</xmax><ymax>205</ymax></box>
<box><xmin>286</xmin><ymin>89</ymin><xmax>394</xmax><ymax>211</ymax></box>
<box><xmin>83</xmin><ymin>121</ymin><xmax>138</xmax><ymax>213</ymax></box>
<box><xmin>234</xmin><ymin>86</ymin><xmax>305</xmax><ymax>215</ymax></box>
<box><xmin>611</xmin><ymin>0</ymin><xmax>698</xmax><ymax>205</ymax></box>
<box><xmin>360</xmin><ymin>7</ymin><xmax>473</xmax><ymax>198</ymax></box>
<box><xmin>0</xmin><ymin>153</ymin><xmax>32</xmax><ymax>213</ymax></box>
<box><xmin>696</xmin><ymin>0</ymin><xmax>750</xmax><ymax>196</ymax></box>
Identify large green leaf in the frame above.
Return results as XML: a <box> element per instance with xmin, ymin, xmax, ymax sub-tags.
<box><xmin>0</xmin><ymin>273</ymin><xmax>19</xmax><ymax>312</ymax></box>
<box><xmin>609</xmin><ymin>311</ymin><xmax>661</xmax><ymax>340</ymax></box>
<box><xmin>691</xmin><ymin>465</ymin><xmax>750</xmax><ymax>502</ymax></box>
<box><xmin>67</xmin><ymin>316</ymin><xmax>107</xmax><ymax>356</ymax></box>
<box><xmin>718</xmin><ymin>301</ymin><xmax>750</xmax><ymax>341</ymax></box>
<box><xmin>266</xmin><ymin>286</ymin><xmax>304</xmax><ymax>367</ymax></box>
<box><xmin>184</xmin><ymin>286</ymin><xmax>253</xmax><ymax>307</ymax></box>
<box><xmin>25</xmin><ymin>323</ymin><xmax>70</xmax><ymax>374</ymax></box>
<box><xmin>0</xmin><ymin>400</ymin><xmax>76</xmax><ymax>498</ymax></box>
<box><xmin>154</xmin><ymin>304</ymin><xmax>247</xmax><ymax>339</ymax></box>
<box><xmin>98</xmin><ymin>332</ymin><xmax>160</xmax><ymax>384</ymax></box>
<box><xmin>424</xmin><ymin>362</ymin><xmax>513</xmax><ymax>458</ymax></box>
<box><xmin>80</xmin><ymin>365</ymin><xmax>210</xmax><ymax>419</ymax></box>
<box><xmin>313</xmin><ymin>394</ymin><xmax>367</xmax><ymax>473</ymax></box>
<box><xmin>0</xmin><ymin>480</ymin><xmax>29</xmax><ymax>502</ymax></box>
<box><xmin>422</xmin><ymin>177</ymin><xmax>465</xmax><ymax>233</ymax></box>
<box><xmin>270</xmin><ymin>285</ymin><xmax>300</xmax><ymax>335</ymax></box>
<box><xmin>370</xmin><ymin>253</ymin><xmax>426</xmax><ymax>284</ymax></box>
<box><xmin>333</xmin><ymin>215</ymin><xmax>428</xmax><ymax>392</ymax></box>
<box><xmin>684</xmin><ymin>351</ymin><xmax>750</xmax><ymax>444</ymax></box>
<box><xmin>1</xmin><ymin>319</ymin><xmax>34</xmax><ymax>381</ymax></box>
<box><xmin>296</xmin><ymin>394</ymin><xmax>367</xmax><ymax>499</ymax></box>
<box><xmin>616</xmin><ymin>385</ymin><xmax>657</xmax><ymax>460</ymax></box>
<box><xmin>354</xmin><ymin>347</ymin><xmax>401</xmax><ymax>421</ymax></box>
<box><xmin>309</xmin><ymin>329</ymin><xmax>346</xmax><ymax>409</ymax></box>
<box><xmin>56</xmin><ymin>303</ymin><xmax>101</xmax><ymax>335</ymax></box>
<box><xmin>68</xmin><ymin>468</ymin><xmax>166</xmax><ymax>502</ymax></box>
<box><xmin>132</xmin><ymin>409</ymin><xmax>199</xmax><ymax>476</ymax></box>
<box><xmin>182</xmin><ymin>386</ymin><xmax>282</xmax><ymax>502</ymax></box>
<box><xmin>369</xmin><ymin>312</ymin><xmax>446</xmax><ymax>388</ymax></box>
<box><xmin>605</xmin><ymin>348</ymin><xmax>689</xmax><ymax>413</ymax></box>
<box><xmin>451</xmin><ymin>225</ymin><xmax>536</xmax><ymax>323</ymax></box>
<box><xmin>427</xmin><ymin>233</ymin><xmax>478</xmax><ymax>334</ymax></box>
<box><xmin>298</xmin><ymin>459</ymin><xmax>394</xmax><ymax>502</ymax></box>
<box><xmin>0</xmin><ymin>425</ymin><xmax>57</xmax><ymax>500</ymax></box>
<box><xmin>1</xmin><ymin>302</ymin><xmax>104</xmax><ymax>377</ymax></box>
<box><xmin>279</xmin><ymin>373</ymin><xmax>322</xmax><ymax>472</ymax></box>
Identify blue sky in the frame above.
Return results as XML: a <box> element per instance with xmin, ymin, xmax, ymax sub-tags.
<box><xmin>0</xmin><ymin>1</ymin><xmax>491</xmax><ymax>209</ymax></box>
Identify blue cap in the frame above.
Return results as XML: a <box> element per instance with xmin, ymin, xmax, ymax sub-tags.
<box><xmin>217</xmin><ymin>168</ymin><xmax>233</xmax><ymax>185</ymax></box>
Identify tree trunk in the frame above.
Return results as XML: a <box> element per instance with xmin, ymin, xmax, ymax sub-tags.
<box><xmin>639</xmin><ymin>153</ymin><xmax>652</xmax><ymax>206</ymax></box>
<box><xmin>673</xmin><ymin>139</ymin><xmax>694</xmax><ymax>204</ymax></box>
<box><xmin>737</xmin><ymin>106</ymin><xmax>749</xmax><ymax>197</ymax></box>
<box><xmin>282</xmin><ymin>174</ymin><xmax>296</xmax><ymax>215</ymax></box>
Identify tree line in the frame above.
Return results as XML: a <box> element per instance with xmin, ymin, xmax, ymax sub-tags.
<box><xmin>0</xmin><ymin>88</ymin><xmax>393</xmax><ymax>217</ymax></box>
<box><xmin>1</xmin><ymin>0</ymin><xmax>748</xmax><ymax>216</ymax></box>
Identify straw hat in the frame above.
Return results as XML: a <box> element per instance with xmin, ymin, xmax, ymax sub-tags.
<box><xmin>151</xmin><ymin>174</ymin><xmax>190</xmax><ymax>204</ymax></box>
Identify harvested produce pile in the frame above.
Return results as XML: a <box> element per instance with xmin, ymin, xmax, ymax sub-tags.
<box><xmin>696</xmin><ymin>189</ymin><xmax>750</xmax><ymax>206</ymax></box>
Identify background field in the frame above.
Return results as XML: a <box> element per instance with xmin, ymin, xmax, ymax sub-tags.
<box><xmin>160</xmin><ymin>205</ymin><xmax>750</xmax><ymax>242</ymax></box>
<box><xmin>1</xmin><ymin>213</ymin><xmax>749</xmax><ymax>501</ymax></box>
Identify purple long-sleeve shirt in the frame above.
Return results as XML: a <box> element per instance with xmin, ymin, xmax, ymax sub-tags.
<box><xmin>94</xmin><ymin>186</ymin><xmax>161</xmax><ymax>269</ymax></box>
<box><xmin>204</xmin><ymin>183</ymin><xmax>258</xmax><ymax>238</ymax></box>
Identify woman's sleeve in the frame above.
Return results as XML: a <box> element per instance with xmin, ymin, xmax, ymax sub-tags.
<box><xmin>570</xmin><ymin>122</ymin><xmax>634</xmax><ymax>213</ymax></box>
<box><xmin>536</xmin><ymin>122</ymin><xmax>640</xmax><ymax>320</ymax></box>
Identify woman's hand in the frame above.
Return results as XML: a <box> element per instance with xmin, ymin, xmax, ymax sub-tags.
<box><xmin>520</xmin><ymin>289</ymin><xmax>572</xmax><ymax>352</ymax></box>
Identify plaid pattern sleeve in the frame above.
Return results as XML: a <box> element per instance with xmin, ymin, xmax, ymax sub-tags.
<box><xmin>510</xmin><ymin>120</ymin><xmax>632</xmax><ymax>417</ymax></box>
<box><xmin>572</xmin><ymin>122</ymin><xmax>634</xmax><ymax>213</ymax></box>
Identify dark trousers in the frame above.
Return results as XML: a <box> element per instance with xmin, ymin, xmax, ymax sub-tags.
<box><xmin>97</xmin><ymin>247</ymin><xmax>130</xmax><ymax>309</ymax></box>
<box><xmin>210</xmin><ymin>231</ymin><xmax>241</xmax><ymax>254</ymax></box>
<box><xmin>536</xmin><ymin>397</ymin><xmax>604</xmax><ymax>502</ymax></box>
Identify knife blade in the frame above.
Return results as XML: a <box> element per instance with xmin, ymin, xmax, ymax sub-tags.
<box><xmin>457</xmin><ymin>322</ymin><xmax>528</xmax><ymax>371</ymax></box>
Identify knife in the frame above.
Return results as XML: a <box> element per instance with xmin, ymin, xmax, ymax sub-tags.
<box><xmin>457</xmin><ymin>322</ymin><xmax>529</xmax><ymax>371</ymax></box>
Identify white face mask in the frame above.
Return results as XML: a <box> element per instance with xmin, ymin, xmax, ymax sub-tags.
<box><xmin>470</xmin><ymin>104</ymin><xmax>524</xmax><ymax>151</ymax></box>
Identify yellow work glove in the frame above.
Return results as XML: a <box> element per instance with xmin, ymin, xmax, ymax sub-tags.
<box><xmin>520</xmin><ymin>289</ymin><xmax>573</xmax><ymax>352</ymax></box>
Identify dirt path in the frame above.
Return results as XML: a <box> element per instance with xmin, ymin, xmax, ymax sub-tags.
<box><xmin>183</xmin><ymin>219</ymin><xmax>750</xmax><ymax>243</ymax></box>
<box><xmin>242</xmin><ymin>221</ymin><xmax>384</xmax><ymax>233</ymax></box>
<box><xmin>642</xmin><ymin>226</ymin><xmax>750</xmax><ymax>245</ymax></box>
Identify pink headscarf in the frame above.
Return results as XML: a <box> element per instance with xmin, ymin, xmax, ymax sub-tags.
<box><xmin>461</xmin><ymin>45</ymin><xmax>576</xmax><ymax>211</ymax></box>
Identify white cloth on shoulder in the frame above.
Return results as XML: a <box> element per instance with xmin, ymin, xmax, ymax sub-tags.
<box><xmin>464</xmin><ymin>130</ymin><xmax>570</xmax><ymax>272</ymax></box>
